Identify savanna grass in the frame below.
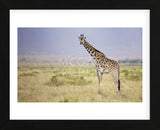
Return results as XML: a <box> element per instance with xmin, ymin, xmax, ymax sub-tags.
<box><xmin>18</xmin><ymin>63</ymin><xmax>142</xmax><ymax>102</ymax></box>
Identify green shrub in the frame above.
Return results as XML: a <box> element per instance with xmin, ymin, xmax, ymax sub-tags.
<box><xmin>74</xmin><ymin>96</ymin><xmax>79</xmax><ymax>102</ymax></box>
<box><xmin>64</xmin><ymin>98</ymin><xmax>69</xmax><ymax>102</ymax></box>
<box><xmin>121</xmin><ymin>70</ymin><xmax>129</xmax><ymax>76</ymax></box>
<box><xmin>45</xmin><ymin>76</ymin><xmax>64</xmax><ymax>87</ymax></box>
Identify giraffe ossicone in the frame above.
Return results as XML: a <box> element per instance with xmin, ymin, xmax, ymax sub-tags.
<box><xmin>78</xmin><ymin>34</ymin><xmax>120</xmax><ymax>95</ymax></box>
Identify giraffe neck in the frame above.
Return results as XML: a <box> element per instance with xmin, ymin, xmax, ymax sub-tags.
<box><xmin>83</xmin><ymin>40</ymin><xmax>105</xmax><ymax>62</ymax></box>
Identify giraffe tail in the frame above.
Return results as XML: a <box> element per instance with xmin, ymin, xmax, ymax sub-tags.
<box><xmin>118</xmin><ymin>80</ymin><xmax>120</xmax><ymax>91</ymax></box>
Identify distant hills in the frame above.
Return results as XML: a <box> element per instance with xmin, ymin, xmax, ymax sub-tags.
<box><xmin>18</xmin><ymin>54</ymin><xmax>142</xmax><ymax>64</ymax></box>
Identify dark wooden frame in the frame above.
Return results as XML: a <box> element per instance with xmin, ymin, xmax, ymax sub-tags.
<box><xmin>0</xmin><ymin>0</ymin><xmax>159</xmax><ymax>129</ymax></box>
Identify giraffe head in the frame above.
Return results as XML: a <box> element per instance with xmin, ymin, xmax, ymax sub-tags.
<box><xmin>78</xmin><ymin>34</ymin><xmax>86</xmax><ymax>45</ymax></box>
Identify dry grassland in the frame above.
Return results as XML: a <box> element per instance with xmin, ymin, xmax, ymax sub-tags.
<box><xmin>18</xmin><ymin>63</ymin><xmax>142</xmax><ymax>102</ymax></box>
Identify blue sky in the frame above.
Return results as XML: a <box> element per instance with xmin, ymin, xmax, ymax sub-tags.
<box><xmin>18</xmin><ymin>28</ymin><xmax>142</xmax><ymax>58</ymax></box>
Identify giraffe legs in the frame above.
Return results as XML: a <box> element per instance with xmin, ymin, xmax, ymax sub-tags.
<box><xmin>111</xmin><ymin>75</ymin><xmax>119</xmax><ymax>92</ymax></box>
<box><xmin>115</xmin><ymin>80</ymin><xmax>120</xmax><ymax>92</ymax></box>
<box><xmin>111</xmin><ymin>69</ymin><xmax>120</xmax><ymax>93</ymax></box>
<box><xmin>96</xmin><ymin>69</ymin><xmax>103</xmax><ymax>95</ymax></box>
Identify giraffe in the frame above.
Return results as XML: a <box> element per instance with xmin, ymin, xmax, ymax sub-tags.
<box><xmin>78</xmin><ymin>34</ymin><xmax>120</xmax><ymax>95</ymax></box>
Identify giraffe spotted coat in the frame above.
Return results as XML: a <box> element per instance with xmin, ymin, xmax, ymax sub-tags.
<box><xmin>78</xmin><ymin>34</ymin><xmax>120</xmax><ymax>95</ymax></box>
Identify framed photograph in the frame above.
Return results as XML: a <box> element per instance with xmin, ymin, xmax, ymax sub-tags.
<box><xmin>0</xmin><ymin>0</ymin><xmax>158</xmax><ymax>129</ymax></box>
<box><xmin>10</xmin><ymin>10</ymin><xmax>149</xmax><ymax>120</ymax></box>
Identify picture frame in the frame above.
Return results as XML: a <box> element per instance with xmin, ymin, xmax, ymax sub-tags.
<box><xmin>11</xmin><ymin>10</ymin><xmax>147</xmax><ymax>119</ymax></box>
<box><xmin>0</xmin><ymin>0</ymin><xmax>158</xmax><ymax>129</ymax></box>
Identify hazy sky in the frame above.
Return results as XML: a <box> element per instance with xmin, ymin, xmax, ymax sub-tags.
<box><xmin>18</xmin><ymin>28</ymin><xmax>142</xmax><ymax>58</ymax></box>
